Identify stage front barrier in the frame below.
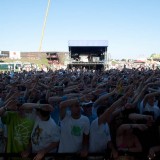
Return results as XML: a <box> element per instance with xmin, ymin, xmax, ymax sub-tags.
<box><xmin>0</xmin><ymin>151</ymin><xmax>153</xmax><ymax>160</ymax></box>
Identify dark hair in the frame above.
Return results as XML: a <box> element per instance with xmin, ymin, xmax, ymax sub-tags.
<box><xmin>40</xmin><ymin>94</ymin><xmax>46</xmax><ymax>100</ymax></box>
<box><xmin>39</xmin><ymin>110</ymin><xmax>50</xmax><ymax>118</ymax></box>
<box><xmin>39</xmin><ymin>99</ymin><xmax>47</xmax><ymax>104</ymax></box>
<box><xmin>81</xmin><ymin>102</ymin><xmax>93</xmax><ymax>108</ymax></box>
<box><xmin>17</xmin><ymin>96</ymin><xmax>26</xmax><ymax>106</ymax></box>
<box><xmin>97</xmin><ymin>106</ymin><xmax>106</xmax><ymax>117</ymax></box>
<box><xmin>17</xmin><ymin>86</ymin><xmax>26</xmax><ymax>91</ymax></box>
<box><xmin>91</xmin><ymin>94</ymin><xmax>98</xmax><ymax>102</ymax></box>
<box><xmin>37</xmin><ymin>99</ymin><xmax>50</xmax><ymax>118</ymax></box>
<box><xmin>143</xmin><ymin>111</ymin><xmax>154</xmax><ymax>117</ymax></box>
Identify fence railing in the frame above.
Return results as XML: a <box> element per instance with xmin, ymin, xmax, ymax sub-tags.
<box><xmin>0</xmin><ymin>152</ymin><xmax>153</xmax><ymax>160</ymax></box>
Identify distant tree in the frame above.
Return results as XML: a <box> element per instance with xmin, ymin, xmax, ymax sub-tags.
<box><xmin>150</xmin><ymin>53</ymin><xmax>160</xmax><ymax>58</ymax></box>
<box><xmin>57</xmin><ymin>52</ymin><xmax>69</xmax><ymax>65</ymax></box>
<box><xmin>111</xmin><ymin>61</ymin><xmax>117</xmax><ymax>65</ymax></box>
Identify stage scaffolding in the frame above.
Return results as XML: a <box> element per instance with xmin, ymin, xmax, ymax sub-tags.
<box><xmin>68</xmin><ymin>40</ymin><xmax>108</xmax><ymax>70</ymax></box>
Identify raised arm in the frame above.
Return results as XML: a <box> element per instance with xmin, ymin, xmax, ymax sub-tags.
<box><xmin>59</xmin><ymin>96</ymin><xmax>87</xmax><ymax>120</ymax></box>
<box><xmin>117</xmin><ymin>124</ymin><xmax>148</xmax><ymax>136</ymax></box>
<box><xmin>98</xmin><ymin>86</ymin><xmax>136</xmax><ymax>125</ymax></box>
<box><xmin>132</xmin><ymin>83</ymin><xmax>150</xmax><ymax>107</ymax></box>
<box><xmin>48</xmin><ymin>96</ymin><xmax>63</xmax><ymax>105</ymax></box>
<box><xmin>21</xmin><ymin>103</ymin><xmax>53</xmax><ymax>112</ymax></box>
<box><xmin>128</xmin><ymin>113</ymin><xmax>154</xmax><ymax>123</ymax></box>
<box><xmin>143</xmin><ymin>91</ymin><xmax>160</xmax><ymax>108</ymax></box>
<box><xmin>59</xmin><ymin>99</ymin><xmax>79</xmax><ymax>120</ymax></box>
<box><xmin>98</xmin><ymin>95</ymin><xmax>126</xmax><ymax>125</ymax></box>
<box><xmin>4</xmin><ymin>91</ymin><xmax>20</xmax><ymax>106</ymax></box>
<box><xmin>0</xmin><ymin>100</ymin><xmax>18</xmax><ymax>116</ymax></box>
<box><xmin>93</xmin><ymin>89</ymin><xmax>116</xmax><ymax>109</ymax></box>
<box><xmin>4</xmin><ymin>90</ymin><xmax>13</xmax><ymax>101</ymax></box>
<box><xmin>38</xmin><ymin>81</ymin><xmax>49</xmax><ymax>90</ymax></box>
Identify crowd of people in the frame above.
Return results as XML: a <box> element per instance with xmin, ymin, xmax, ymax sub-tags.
<box><xmin>0</xmin><ymin>66</ymin><xmax>160</xmax><ymax>160</ymax></box>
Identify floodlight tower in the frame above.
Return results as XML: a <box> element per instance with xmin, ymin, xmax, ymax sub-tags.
<box><xmin>39</xmin><ymin>0</ymin><xmax>51</xmax><ymax>52</ymax></box>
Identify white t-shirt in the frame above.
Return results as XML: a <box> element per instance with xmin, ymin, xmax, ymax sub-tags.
<box><xmin>89</xmin><ymin>118</ymin><xmax>111</xmax><ymax>153</ymax></box>
<box><xmin>140</xmin><ymin>101</ymin><xmax>160</xmax><ymax>120</ymax></box>
<box><xmin>31</xmin><ymin>116</ymin><xmax>60</xmax><ymax>153</ymax></box>
<box><xmin>58</xmin><ymin>112</ymin><xmax>90</xmax><ymax>153</ymax></box>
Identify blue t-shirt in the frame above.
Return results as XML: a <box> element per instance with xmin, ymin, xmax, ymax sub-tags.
<box><xmin>51</xmin><ymin>105</ymin><xmax>60</xmax><ymax>125</ymax></box>
<box><xmin>0</xmin><ymin>118</ymin><xmax>5</xmax><ymax>153</ymax></box>
<box><xmin>81</xmin><ymin>107</ymin><xmax>97</xmax><ymax>123</ymax></box>
<box><xmin>51</xmin><ymin>96</ymin><xmax>68</xmax><ymax>125</ymax></box>
<box><xmin>0</xmin><ymin>99</ymin><xmax>4</xmax><ymax>108</ymax></box>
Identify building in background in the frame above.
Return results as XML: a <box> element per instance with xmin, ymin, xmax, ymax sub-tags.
<box><xmin>46</xmin><ymin>52</ymin><xmax>59</xmax><ymax>65</ymax></box>
<box><xmin>0</xmin><ymin>51</ymin><xmax>9</xmax><ymax>58</ymax></box>
<box><xmin>20</xmin><ymin>52</ymin><xmax>46</xmax><ymax>59</ymax></box>
<box><xmin>9</xmin><ymin>51</ymin><xmax>21</xmax><ymax>59</ymax></box>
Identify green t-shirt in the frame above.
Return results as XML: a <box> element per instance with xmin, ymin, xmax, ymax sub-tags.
<box><xmin>2</xmin><ymin>112</ymin><xmax>34</xmax><ymax>153</ymax></box>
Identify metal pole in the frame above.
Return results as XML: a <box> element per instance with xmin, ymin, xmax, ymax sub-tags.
<box><xmin>39</xmin><ymin>0</ymin><xmax>51</xmax><ymax>52</ymax></box>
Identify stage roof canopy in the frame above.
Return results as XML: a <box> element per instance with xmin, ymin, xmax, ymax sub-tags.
<box><xmin>68</xmin><ymin>40</ymin><xmax>108</xmax><ymax>47</ymax></box>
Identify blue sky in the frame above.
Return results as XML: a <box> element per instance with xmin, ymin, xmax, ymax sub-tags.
<box><xmin>0</xmin><ymin>0</ymin><xmax>160</xmax><ymax>59</ymax></box>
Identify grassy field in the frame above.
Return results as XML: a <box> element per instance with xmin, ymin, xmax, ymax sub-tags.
<box><xmin>1</xmin><ymin>57</ymin><xmax>49</xmax><ymax>67</ymax></box>
<box><xmin>0</xmin><ymin>52</ymin><xmax>67</xmax><ymax>67</ymax></box>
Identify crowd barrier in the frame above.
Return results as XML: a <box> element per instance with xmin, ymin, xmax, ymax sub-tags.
<box><xmin>0</xmin><ymin>152</ymin><xmax>155</xmax><ymax>160</ymax></box>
